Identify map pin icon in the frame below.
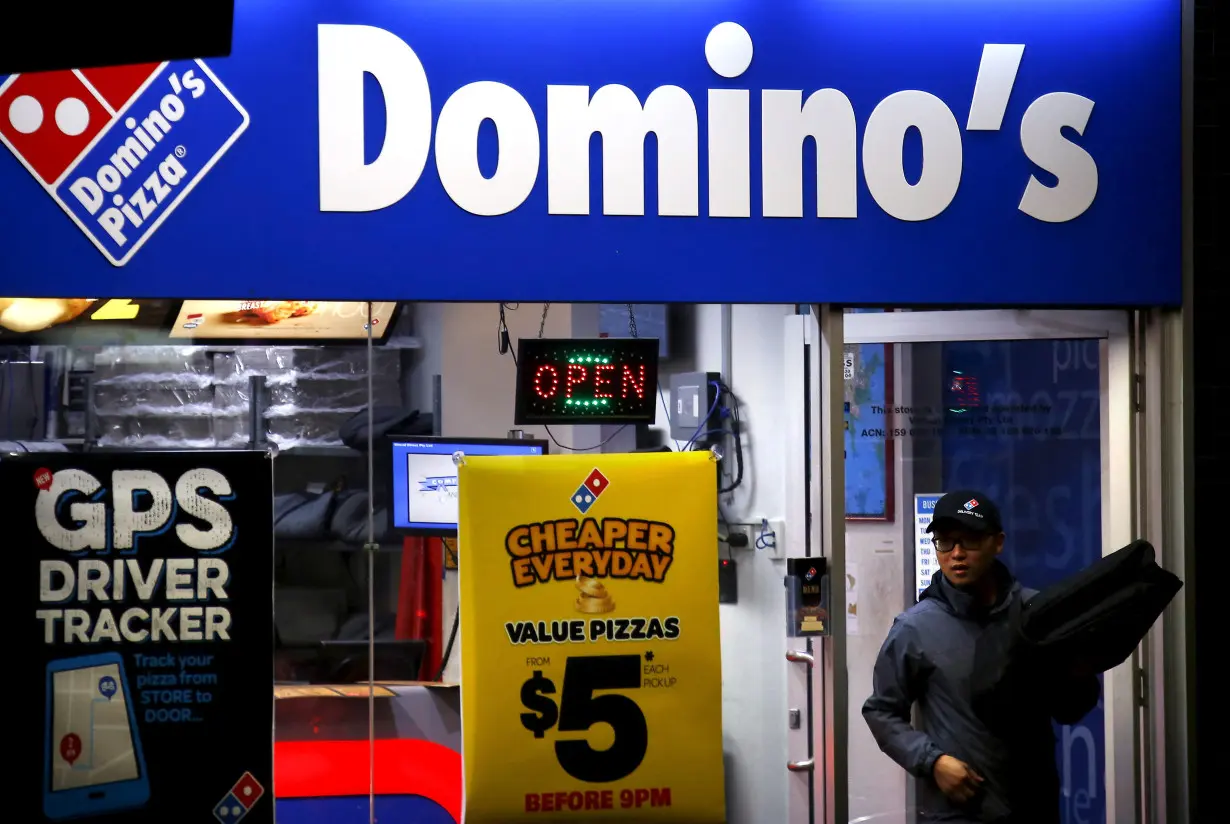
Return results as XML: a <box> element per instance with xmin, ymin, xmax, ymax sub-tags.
<box><xmin>60</xmin><ymin>733</ymin><xmax>81</xmax><ymax>765</ymax></box>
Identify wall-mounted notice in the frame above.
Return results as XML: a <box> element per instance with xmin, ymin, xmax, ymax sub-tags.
<box><xmin>846</xmin><ymin>561</ymin><xmax>860</xmax><ymax>636</ymax></box>
<box><xmin>914</xmin><ymin>494</ymin><xmax>942</xmax><ymax>601</ymax></box>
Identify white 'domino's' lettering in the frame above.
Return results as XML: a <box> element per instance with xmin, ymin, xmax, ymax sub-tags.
<box><xmin>67</xmin><ymin>70</ymin><xmax>207</xmax><ymax>245</ymax></box>
<box><xmin>317</xmin><ymin>24</ymin><xmax>1098</xmax><ymax>223</ymax></box>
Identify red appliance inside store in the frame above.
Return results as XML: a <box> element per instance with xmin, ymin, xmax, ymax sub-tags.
<box><xmin>273</xmin><ymin>537</ymin><xmax>459</xmax><ymax>822</ymax></box>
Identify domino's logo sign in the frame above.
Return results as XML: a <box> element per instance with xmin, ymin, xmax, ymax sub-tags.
<box><xmin>569</xmin><ymin>468</ymin><xmax>610</xmax><ymax>515</ymax></box>
<box><xmin>0</xmin><ymin>60</ymin><xmax>248</xmax><ymax>266</ymax></box>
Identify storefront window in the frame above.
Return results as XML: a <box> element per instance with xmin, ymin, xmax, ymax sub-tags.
<box><xmin>4</xmin><ymin>301</ymin><xmax>452</xmax><ymax>819</ymax></box>
<box><xmin>9</xmin><ymin>300</ymin><xmax>799</xmax><ymax>824</ymax></box>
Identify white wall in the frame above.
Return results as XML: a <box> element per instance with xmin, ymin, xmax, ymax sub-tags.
<box><xmin>406</xmin><ymin>302</ymin><xmax>443</xmax><ymax>410</ymax></box>
<box><xmin>844</xmin><ymin>344</ymin><xmax>911</xmax><ymax>823</ymax></box>
<box><xmin>653</xmin><ymin>304</ymin><xmax>795</xmax><ymax>824</ymax></box>
<box><xmin>438</xmin><ymin>301</ymin><xmax>582</xmax><ymax>444</ymax></box>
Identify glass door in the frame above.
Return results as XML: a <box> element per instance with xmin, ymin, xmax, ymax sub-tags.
<box><xmin>827</xmin><ymin>309</ymin><xmax>1139</xmax><ymax>824</ymax></box>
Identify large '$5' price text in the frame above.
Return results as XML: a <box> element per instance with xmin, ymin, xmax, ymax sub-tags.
<box><xmin>521</xmin><ymin>655</ymin><xmax>649</xmax><ymax>784</ymax></box>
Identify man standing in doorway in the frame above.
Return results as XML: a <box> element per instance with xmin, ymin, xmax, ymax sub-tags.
<box><xmin>862</xmin><ymin>490</ymin><xmax>1100</xmax><ymax>823</ymax></box>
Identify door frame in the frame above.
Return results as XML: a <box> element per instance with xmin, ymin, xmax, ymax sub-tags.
<box><xmin>827</xmin><ymin>308</ymin><xmax>1141</xmax><ymax>824</ymax></box>
<box><xmin>783</xmin><ymin>308</ymin><xmax>847</xmax><ymax>824</ymax></box>
<box><xmin>1136</xmin><ymin>309</ymin><xmax>1194</xmax><ymax>824</ymax></box>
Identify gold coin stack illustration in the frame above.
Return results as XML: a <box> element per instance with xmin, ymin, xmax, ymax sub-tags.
<box><xmin>574</xmin><ymin>575</ymin><xmax>616</xmax><ymax>614</ymax></box>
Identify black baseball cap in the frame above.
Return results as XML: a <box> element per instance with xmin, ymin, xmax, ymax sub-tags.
<box><xmin>925</xmin><ymin>490</ymin><xmax>1003</xmax><ymax>535</ymax></box>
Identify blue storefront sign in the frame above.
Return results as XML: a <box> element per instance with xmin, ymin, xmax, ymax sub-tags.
<box><xmin>0</xmin><ymin>0</ymin><xmax>1180</xmax><ymax>304</ymax></box>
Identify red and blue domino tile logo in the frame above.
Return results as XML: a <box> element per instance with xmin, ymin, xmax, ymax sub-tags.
<box><xmin>213</xmin><ymin>771</ymin><xmax>264</xmax><ymax>823</ymax></box>
<box><xmin>570</xmin><ymin>468</ymin><xmax>610</xmax><ymax>515</ymax></box>
<box><xmin>0</xmin><ymin>59</ymin><xmax>248</xmax><ymax>266</ymax></box>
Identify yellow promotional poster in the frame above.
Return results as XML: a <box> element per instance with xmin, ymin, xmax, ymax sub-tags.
<box><xmin>459</xmin><ymin>451</ymin><xmax>724</xmax><ymax>823</ymax></box>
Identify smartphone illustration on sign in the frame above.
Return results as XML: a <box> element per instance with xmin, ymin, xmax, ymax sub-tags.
<box><xmin>44</xmin><ymin>653</ymin><xmax>149</xmax><ymax>820</ymax></box>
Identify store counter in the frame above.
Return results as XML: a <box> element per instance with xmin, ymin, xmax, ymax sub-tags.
<box><xmin>274</xmin><ymin>683</ymin><xmax>462</xmax><ymax>823</ymax></box>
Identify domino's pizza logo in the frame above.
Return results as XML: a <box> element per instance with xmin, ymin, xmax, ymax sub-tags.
<box><xmin>0</xmin><ymin>60</ymin><xmax>248</xmax><ymax>266</ymax></box>
<box><xmin>213</xmin><ymin>771</ymin><xmax>264</xmax><ymax>823</ymax></box>
<box><xmin>963</xmin><ymin>499</ymin><xmax>979</xmax><ymax>510</ymax></box>
<box><xmin>569</xmin><ymin>468</ymin><xmax>610</xmax><ymax>515</ymax></box>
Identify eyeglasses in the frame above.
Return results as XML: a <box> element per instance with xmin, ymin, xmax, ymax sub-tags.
<box><xmin>931</xmin><ymin>534</ymin><xmax>993</xmax><ymax>553</ymax></box>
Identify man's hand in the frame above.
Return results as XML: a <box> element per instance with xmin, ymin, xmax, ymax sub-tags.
<box><xmin>933</xmin><ymin>754</ymin><xmax>984</xmax><ymax>804</ymax></box>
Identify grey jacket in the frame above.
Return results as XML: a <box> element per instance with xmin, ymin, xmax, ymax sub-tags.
<box><xmin>862</xmin><ymin>562</ymin><xmax>1100</xmax><ymax>823</ymax></box>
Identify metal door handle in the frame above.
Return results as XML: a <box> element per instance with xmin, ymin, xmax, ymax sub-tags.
<box><xmin>787</xmin><ymin>758</ymin><xmax>815</xmax><ymax>772</ymax></box>
<box><xmin>786</xmin><ymin>649</ymin><xmax>814</xmax><ymax>666</ymax></box>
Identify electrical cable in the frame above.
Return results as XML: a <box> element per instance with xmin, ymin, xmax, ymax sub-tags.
<box><xmin>435</xmin><ymin>607</ymin><xmax>460</xmax><ymax>682</ymax></box>
<box><xmin>657</xmin><ymin>382</ymin><xmax>682</xmax><ymax>450</ymax></box>
<box><xmin>714</xmin><ymin>506</ymin><xmax>735</xmax><ymax>560</ymax></box>
<box><xmin>716</xmin><ymin>380</ymin><xmax>744</xmax><ymax>494</ymax></box>
<box><xmin>755</xmin><ymin>518</ymin><xmax>777</xmax><ymax>551</ymax></box>
<box><xmin>497</xmin><ymin>303</ymin><xmax>512</xmax><ymax>355</ymax></box>
<box><xmin>678</xmin><ymin>378</ymin><xmax>743</xmax><ymax>493</ymax></box>
<box><xmin>684</xmin><ymin>381</ymin><xmax>722</xmax><ymax>450</ymax></box>
<box><xmin>543</xmin><ymin>421</ymin><xmax>628</xmax><ymax>451</ymax></box>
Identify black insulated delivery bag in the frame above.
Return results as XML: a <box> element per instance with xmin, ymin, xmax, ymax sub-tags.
<box><xmin>1020</xmin><ymin>539</ymin><xmax>1183</xmax><ymax>675</ymax></box>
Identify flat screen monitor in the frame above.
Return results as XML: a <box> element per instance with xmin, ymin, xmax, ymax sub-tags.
<box><xmin>390</xmin><ymin>437</ymin><xmax>548</xmax><ymax>534</ymax></box>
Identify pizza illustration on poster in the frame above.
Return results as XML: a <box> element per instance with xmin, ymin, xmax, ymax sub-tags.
<box><xmin>3</xmin><ymin>450</ymin><xmax>273</xmax><ymax>824</ymax></box>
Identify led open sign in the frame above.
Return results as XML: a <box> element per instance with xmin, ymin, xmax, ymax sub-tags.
<box><xmin>514</xmin><ymin>338</ymin><xmax>659</xmax><ymax>425</ymax></box>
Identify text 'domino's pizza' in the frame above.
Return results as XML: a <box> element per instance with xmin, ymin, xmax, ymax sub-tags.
<box><xmin>0</xmin><ymin>61</ymin><xmax>248</xmax><ymax>266</ymax></box>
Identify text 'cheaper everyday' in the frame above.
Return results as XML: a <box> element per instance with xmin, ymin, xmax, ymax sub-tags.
<box><xmin>33</xmin><ymin>467</ymin><xmax>236</xmax><ymax>644</ymax></box>
<box><xmin>505</xmin><ymin>518</ymin><xmax>675</xmax><ymax>587</ymax></box>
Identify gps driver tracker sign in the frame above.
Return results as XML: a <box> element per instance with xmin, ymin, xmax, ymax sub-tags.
<box><xmin>5</xmin><ymin>452</ymin><xmax>273</xmax><ymax>824</ymax></box>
